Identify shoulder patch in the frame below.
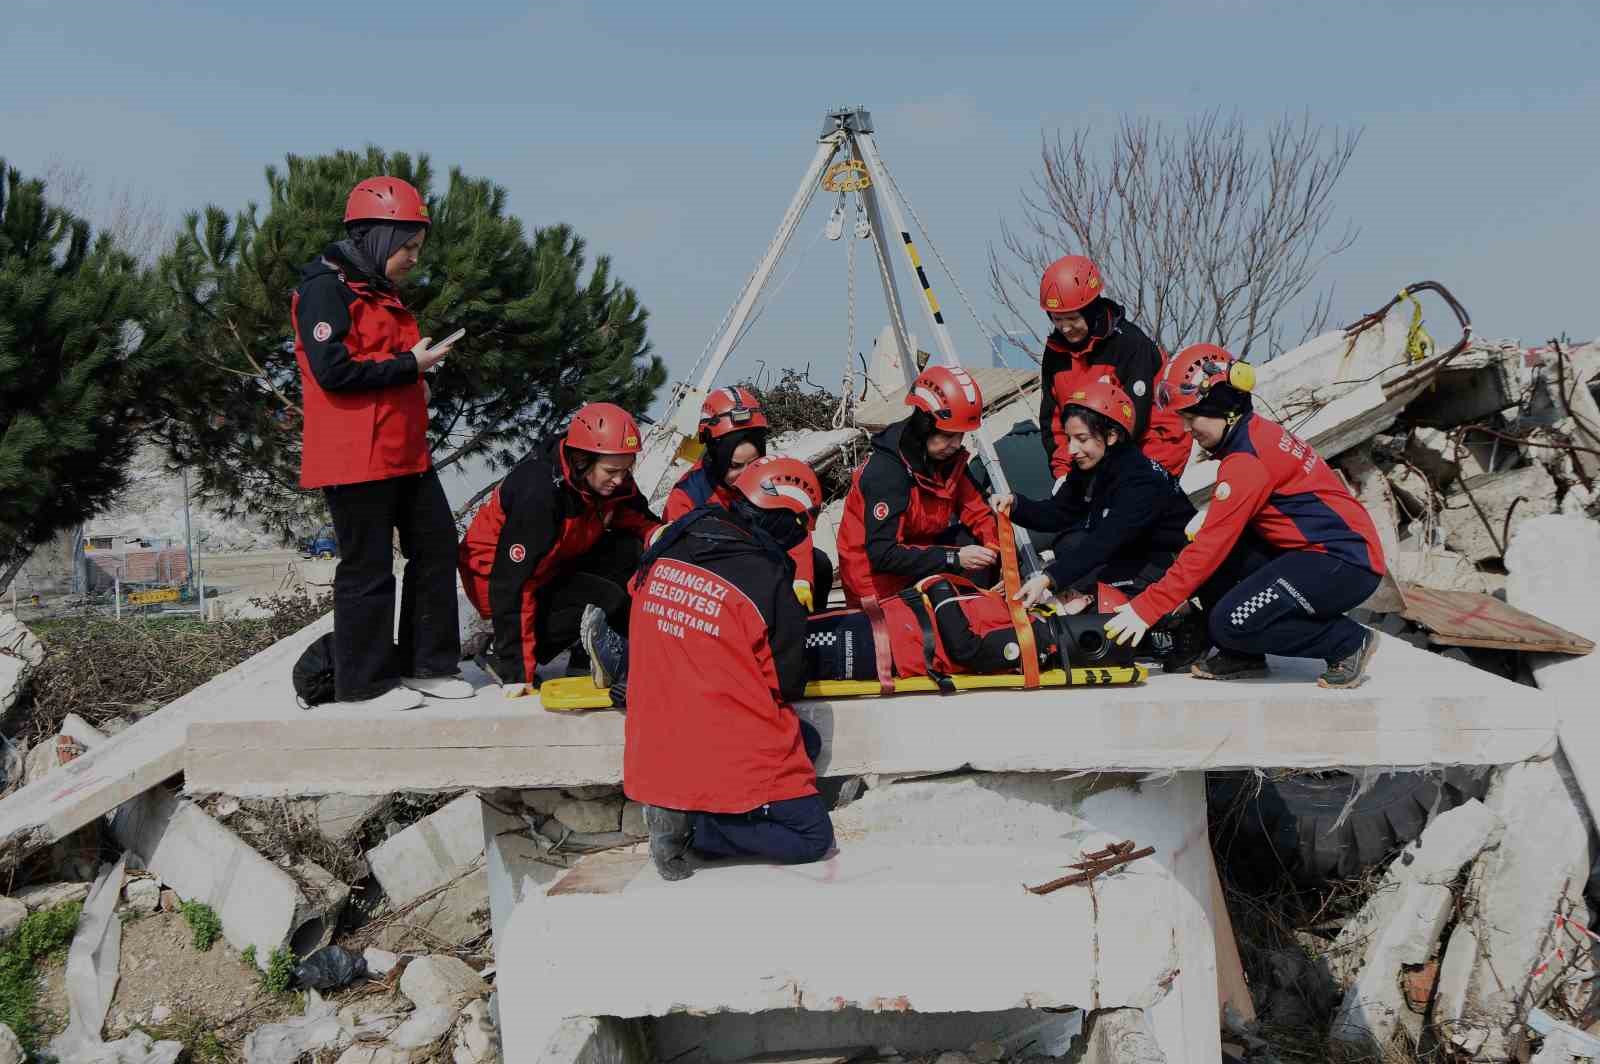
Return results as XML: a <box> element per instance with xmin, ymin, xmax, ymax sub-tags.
<box><xmin>872</xmin><ymin>501</ymin><xmax>890</xmax><ymax>522</ymax></box>
<box><xmin>312</xmin><ymin>321</ymin><xmax>333</xmax><ymax>343</ymax></box>
<box><xmin>508</xmin><ymin>543</ymin><xmax>527</xmax><ymax>563</ymax></box>
<box><xmin>1215</xmin><ymin>482</ymin><xmax>1232</xmax><ymax>501</ymax></box>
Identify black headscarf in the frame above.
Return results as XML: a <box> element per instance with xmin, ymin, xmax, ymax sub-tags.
<box><xmin>704</xmin><ymin>428</ymin><xmax>768</xmax><ymax>488</ymax></box>
<box><xmin>1050</xmin><ymin>297</ymin><xmax>1114</xmax><ymax>354</ymax></box>
<box><xmin>332</xmin><ymin>221</ymin><xmax>425</xmax><ymax>288</ymax></box>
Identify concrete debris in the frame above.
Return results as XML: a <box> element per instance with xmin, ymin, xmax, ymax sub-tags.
<box><xmin>1440</xmin><ymin>464</ymin><xmax>1559</xmax><ymax>564</ymax></box>
<box><xmin>110</xmin><ymin>787</ymin><xmax>346</xmax><ymax>962</ymax></box>
<box><xmin>120</xmin><ymin>876</ymin><xmax>161</xmax><ymax>913</ymax></box>
<box><xmin>0</xmin><ymin>1023</ymin><xmax>20</xmax><ymax>1064</ymax></box>
<box><xmin>0</xmin><ymin>896</ymin><xmax>24</xmax><ymax>943</ymax></box>
<box><xmin>1066</xmin><ymin>1008</ymin><xmax>1167</xmax><ymax>1063</ymax></box>
<box><xmin>293</xmin><ymin>793</ymin><xmax>387</xmax><ymax>844</ymax></box>
<box><xmin>389</xmin><ymin>1004</ymin><xmax>456</xmax><ymax>1049</ymax></box>
<box><xmin>363</xmin><ymin>947</ymin><xmax>402</xmax><ymax>977</ymax></box>
<box><xmin>368</xmin><ymin>793</ymin><xmax>485</xmax><ymax>908</ymax></box>
<box><xmin>399</xmin><ymin>955</ymin><xmax>488</xmax><ymax>1011</ymax></box>
<box><xmin>621</xmin><ymin>799</ymin><xmax>647</xmax><ymax>837</ymax></box>
<box><xmin>16</xmin><ymin>879</ymin><xmax>91</xmax><ymax>911</ymax></box>
<box><xmin>1433</xmin><ymin>758</ymin><xmax>1594</xmax><ymax>1060</ymax></box>
<box><xmin>0</xmin><ymin>611</ymin><xmax>44</xmax><ymax>716</ymax></box>
<box><xmin>453</xmin><ymin>998</ymin><xmax>498</xmax><ymax>1064</ymax></box>
<box><xmin>552</xmin><ymin>794</ymin><xmax>624</xmax><ymax>835</ymax></box>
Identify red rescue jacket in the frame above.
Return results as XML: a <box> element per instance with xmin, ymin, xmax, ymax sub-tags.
<box><xmin>665</xmin><ymin>461</ymin><xmax>817</xmax><ymax>589</ymax></box>
<box><xmin>293</xmin><ymin>250</ymin><xmax>429</xmax><ymax>488</ymax></box>
<box><xmin>1040</xmin><ymin>301</ymin><xmax>1190</xmax><ymax>478</ymax></box>
<box><xmin>624</xmin><ymin>510</ymin><xmax>814</xmax><ymax>814</ymax></box>
<box><xmin>836</xmin><ymin>419</ymin><xmax>1000</xmax><ymax>605</ymax></box>
<box><xmin>1130</xmin><ymin>413</ymin><xmax>1387</xmax><ymax>622</ymax></box>
<box><xmin>458</xmin><ymin>439</ymin><xmax>660</xmax><ymax>683</ymax></box>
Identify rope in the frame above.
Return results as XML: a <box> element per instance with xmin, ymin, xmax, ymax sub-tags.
<box><xmin>727</xmin><ymin>220</ymin><xmax>827</xmax><ymax>356</ymax></box>
<box><xmin>834</xmin><ymin>200</ymin><xmax>859</xmax><ymax>431</ymax></box>
<box><xmin>874</xmin><ymin>150</ymin><xmax>999</xmax><ymax>355</ymax></box>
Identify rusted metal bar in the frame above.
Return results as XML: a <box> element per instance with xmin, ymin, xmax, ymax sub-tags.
<box><xmin>1026</xmin><ymin>840</ymin><xmax>1155</xmax><ymax>896</ymax></box>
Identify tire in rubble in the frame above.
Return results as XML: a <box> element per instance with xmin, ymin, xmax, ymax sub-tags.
<box><xmin>1206</xmin><ymin>768</ymin><xmax>1492</xmax><ymax>886</ymax></box>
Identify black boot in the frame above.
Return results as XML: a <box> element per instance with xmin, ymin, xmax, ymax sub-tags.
<box><xmin>1155</xmin><ymin>608</ymin><xmax>1210</xmax><ymax>674</ymax></box>
<box><xmin>644</xmin><ymin>805</ymin><xmax>694</xmax><ymax>881</ymax></box>
<box><xmin>1191</xmin><ymin>649</ymin><xmax>1269</xmax><ymax>681</ymax></box>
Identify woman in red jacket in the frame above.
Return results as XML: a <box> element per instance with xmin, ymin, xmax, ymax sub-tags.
<box><xmin>458</xmin><ymin>403</ymin><xmax>660</xmax><ymax>693</ymax></box>
<box><xmin>1104</xmin><ymin>345</ymin><xmax>1386</xmax><ymax>689</ymax></box>
<box><xmin>294</xmin><ymin>177</ymin><xmax>468</xmax><ymax>712</ymax></box>
<box><xmin>662</xmin><ymin>386</ymin><xmax>832</xmax><ymax>608</ymax></box>
<box><xmin>836</xmin><ymin>366</ymin><xmax>1000</xmax><ymax>605</ymax></box>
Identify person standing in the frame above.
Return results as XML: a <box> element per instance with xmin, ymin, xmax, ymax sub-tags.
<box><xmin>294</xmin><ymin>176</ymin><xmax>468</xmax><ymax>711</ymax></box>
<box><xmin>1037</xmin><ymin>255</ymin><xmax>1191</xmax><ymax>478</ymax></box>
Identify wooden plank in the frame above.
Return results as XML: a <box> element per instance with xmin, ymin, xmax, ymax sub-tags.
<box><xmin>1400</xmin><ymin>583</ymin><xmax>1595</xmax><ymax>655</ymax></box>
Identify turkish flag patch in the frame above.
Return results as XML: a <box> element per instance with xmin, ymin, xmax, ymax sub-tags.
<box><xmin>872</xmin><ymin>501</ymin><xmax>890</xmax><ymax>521</ymax></box>
<box><xmin>312</xmin><ymin>321</ymin><xmax>333</xmax><ymax>342</ymax></box>
<box><xmin>508</xmin><ymin>544</ymin><xmax>527</xmax><ymax>563</ymax></box>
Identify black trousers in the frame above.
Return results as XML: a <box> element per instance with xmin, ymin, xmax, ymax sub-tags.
<box><xmin>532</xmin><ymin>531</ymin><xmax>641</xmax><ymax>665</ymax></box>
<box><xmin>1196</xmin><ymin>536</ymin><xmax>1380</xmax><ymax>663</ymax></box>
<box><xmin>323</xmin><ymin>470</ymin><xmax>460</xmax><ymax>700</ymax></box>
<box><xmin>809</xmin><ymin>547</ymin><xmax>835</xmax><ymax>612</ymax></box>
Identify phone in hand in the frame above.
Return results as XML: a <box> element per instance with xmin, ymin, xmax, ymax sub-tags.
<box><xmin>435</xmin><ymin>327</ymin><xmax>467</xmax><ymax>352</ymax></box>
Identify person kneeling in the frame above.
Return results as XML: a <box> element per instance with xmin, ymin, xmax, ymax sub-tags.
<box><xmin>620</xmin><ymin>456</ymin><xmax>833</xmax><ymax>881</ymax></box>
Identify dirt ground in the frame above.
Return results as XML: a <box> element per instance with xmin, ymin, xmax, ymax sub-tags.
<box><xmin>35</xmin><ymin>911</ymin><xmax>297</xmax><ymax>1046</ymax></box>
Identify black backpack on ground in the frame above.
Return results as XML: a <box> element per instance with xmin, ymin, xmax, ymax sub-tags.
<box><xmin>292</xmin><ymin>633</ymin><xmax>338</xmax><ymax>709</ymax></box>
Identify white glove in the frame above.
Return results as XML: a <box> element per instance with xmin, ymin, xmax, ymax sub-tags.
<box><xmin>1052</xmin><ymin>474</ymin><xmax>1069</xmax><ymax>494</ymax></box>
<box><xmin>1104</xmin><ymin>602</ymin><xmax>1152</xmax><ymax>647</ymax></box>
<box><xmin>502</xmin><ymin>682</ymin><xmax>535</xmax><ymax>699</ymax></box>
<box><xmin>1014</xmin><ymin>572</ymin><xmax>1055</xmax><ymax>608</ymax></box>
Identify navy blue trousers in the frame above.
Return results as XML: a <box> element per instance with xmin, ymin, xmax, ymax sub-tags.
<box><xmin>1197</xmin><ymin>538</ymin><xmax>1380</xmax><ymax>663</ymax></box>
<box><xmin>690</xmin><ymin>720</ymin><xmax>834</xmax><ymax>863</ymax></box>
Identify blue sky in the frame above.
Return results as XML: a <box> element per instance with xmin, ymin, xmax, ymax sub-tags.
<box><xmin>5</xmin><ymin>0</ymin><xmax>1597</xmax><ymax>404</ymax></box>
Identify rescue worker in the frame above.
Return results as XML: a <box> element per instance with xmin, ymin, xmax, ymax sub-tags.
<box><xmin>836</xmin><ymin>365</ymin><xmax>1000</xmax><ymax>606</ymax></box>
<box><xmin>1037</xmin><ymin>255</ymin><xmax>1191</xmax><ymax>478</ymax></box>
<box><xmin>990</xmin><ymin>378</ymin><xmax>1205</xmax><ymax>672</ymax></box>
<box><xmin>457</xmin><ymin>402</ymin><xmax>659</xmax><ymax>693</ymax></box>
<box><xmin>663</xmin><ymin>386</ymin><xmax>833</xmax><ymax>609</ymax></box>
<box><xmin>619</xmin><ymin>456</ymin><xmax>832</xmax><ymax>881</ymax></box>
<box><xmin>294</xmin><ymin>176</ymin><xmax>467</xmax><ymax>711</ymax></box>
<box><xmin>1103</xmin><ymin>344</ymin><xmax>1386</xmax><ymax>689</ymax></box>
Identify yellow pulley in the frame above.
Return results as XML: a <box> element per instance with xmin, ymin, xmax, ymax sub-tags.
<box><xmin>822</xmin><ymin>160</ymin><xmax>871</xmax><ymax>192</ymax></box>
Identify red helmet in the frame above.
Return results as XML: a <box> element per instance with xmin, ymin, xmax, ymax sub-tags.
<box><xmin>1038</xmin><ymin>255</ymin><xmax>1103</xmax><ymax>314</ymax></box>
<box><xmin>565</xmin><ymin>402</ymin><xmax>642</xmax><ymax>454</ymax></box>
<box><xmin>344</xmin><ymin>177</ymin><xmax>430</xmax><ymax>225</ymax></box>
<box><xmin>1157</xmin><ymin>344</ymin><xmax>1257</xmax><ymax>414</ymax></box>
<box><xmin>733</xmin><ymin>456</ymin><xmax>822</xmax><ymax>519</ymax></box>
<box><xmin>1059</xmin><ymin>377</ymin><xmax>1137</xmax><ymax>435</ymax></box>
<box><xmin>698</xmin><ymin>386</ymin><xmax>769</xmax><ymax>440</ymax></box>
<box><xmin>906</xmin><ymin>365</ymin><xmax>983</xmax><ymax>433</ymax></box>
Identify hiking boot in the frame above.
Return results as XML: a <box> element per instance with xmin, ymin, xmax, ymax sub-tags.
<box><xmin>1319</xmin><ymin>628</ymin><xmax>1380</xmax><ymax>690</ymax></box>
<box><xmin>644</xmin><ymin>805</ymin><xmax>695</xmax><ymax>882</ymax></box>
<box><xmin>331</xmin><ymin>686</ymin><xmax>424</xmax><ymax>712</ymax></box>
<box><xmin>1191</xmin><ymin>650</ymin><xmax>1269</xmax><ymax>681</ymax></box>
<box><xmin>579</xmin><ymin>604</ymin><xmax>629</xmax><ymax>690</ymax></box>
<box><xmin>401</xmin><ymin>674</ymin><xmax>475</xmax><ymax>699</ymax></box>
<box><xmin>1156</xmin><ymin>609</ymin><xmax>1210</xmax><ymax>674</ymax></box>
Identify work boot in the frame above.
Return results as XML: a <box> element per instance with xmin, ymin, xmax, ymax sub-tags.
<box><xmin>401</xmin><ymin>674</ymin><xmax>475</xmax><ymax>699</ymax></box>
<box><xmin>1191</xmin><ymin>650</ymin><xmax>1269</xmax><ymax>681</ymax></box>
<box><xmin>1155</xmin><ymin>609</ymin><xmax>1210</xmax><ymax>674</ymax></box>
<box><xmin>644</xmin><ymin>805</ymin><xmax>694</xmax><ymax>882</ymax></box>
<box><xmin>1318</xmin><ymin>628</ymin><xmax>1380</xmax><ymax>690</ymax></box>
<box><xmin>330</xmin><ymin>686</ymin><xmax>424</xmax><ymax>712</ymax></box>
<box><xmin>580</xmin><ymin>604</ymin><xmax>629</xmax><ymax>691</ymax></box>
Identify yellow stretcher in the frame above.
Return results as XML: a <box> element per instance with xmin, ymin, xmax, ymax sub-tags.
<box><xmin>538</xmin><ymin>663</ymin><xmax>1148</xmax><ymax>712</ymax></box>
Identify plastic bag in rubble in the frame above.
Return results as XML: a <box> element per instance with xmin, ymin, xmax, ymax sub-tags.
<box><xmin>48</xmin><ymin>857</ymin><xmax>184</xmax><ymax>1064</ymax></box>
<box><xmin>293</xmin><ymin>944</ymin><xmax>368</xmax><ymax>989</ymax></box>
<box><xmin>243</xmin><ymin>990</ymin><xmax>343</xmax><ymax>1063</ymax></box>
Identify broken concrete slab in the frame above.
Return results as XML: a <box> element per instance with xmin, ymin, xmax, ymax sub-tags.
<box><xmin>0</xmin><ymin>612</ymin><xmax>331</xmax><ymax>872</ymax></box>
<box><xmin>372</xmin><ymin>864</ymin><xmax>489</xmax><ymax>953</ymax></box>
<box><xmin>1431</xmin><ymin>757</ymin><xmax>1593</xmax><ymax>1060</ymax></box>
<box><xmin>1068</xmin><ymin>1008</ymin><xmax>1167</xmax><ymax>1064</ymax></box>
<box><xmin>399</xmin><ymin>954</ymin><xmax>488</xmax><ymax>1010</ymax></box>
<box><xmin>14</xmin><ymin>879</ymin><xmax>90</xmax><ymax>911</ymax></box>
<box><xmin>293</xmin><ymin>794</ymin><xmax>388</xmax><ymax>845</ymax></box>
<box><xmin>500</xmin><ymin>773</ymin><xmax>1221</xmax><ymax>1063</ymax></box>
<box><xmin>368</xmin><ymin>793</ymin><xmax>485</xmax><ymax>908</ymax></box>
<box><xmin>109</xmin><ymin>787</ymin><xmax>346</xmax><ymax>963</ymax></box>
<box><xmin>0</xmin><ymin>611</ymin><xmax>43</xmax><ymax>717</ymax></box>
<box><xmin>184</xmin><ymin>634</ymin><xmax>1557</xmax><ymax>798</ymax></box>
<box><xmin>1328</xmin><ymin>882</ymin><xmax>1453</xmax><ymax>1053</ymax></box>
<box><xmin>542</xmin><ymin>1016</ymin><xmax>649</xmax><ymax>1064</ymax></box>
<box><xmin>1440</xmin><ymin>463</ymin><xmax>1559</xmax><ymax>564</ymax></box>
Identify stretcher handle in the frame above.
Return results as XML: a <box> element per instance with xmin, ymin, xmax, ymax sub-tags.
<box><xmin>997</xmin><ymin>512</ymin><xmax>1041</xmax><ymax>689</ymax></box>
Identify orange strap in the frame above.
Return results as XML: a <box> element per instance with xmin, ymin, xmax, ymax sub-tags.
<box><xmin>858</xmin><ymin>595</ymin><xmax>898</xmax><ymax>695</ymax></box>
<box><xmin>997</xmin><ymin>512</ymin><xmax>1041</xmax><ymax>689</ymax></box>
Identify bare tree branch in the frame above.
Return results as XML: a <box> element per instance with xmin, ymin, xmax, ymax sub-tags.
<box><xmin>990</xmin><ymin>111</ymin><xmax>1360</xmax><ymax>361</ymax></box>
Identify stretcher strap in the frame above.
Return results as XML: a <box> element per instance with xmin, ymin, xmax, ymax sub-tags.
<box><xmin>898</xmin><ymin>589</ymin><xmax>957</xmax><ymax>696</ymax></box>
<box><xmin>857</xmin><ymin>595</ymin><xmax>897</xmax><ymax>695</ymax></box>
<box><xmin>997</xmin><ymin>512</ymin><xmax>1041</xmax><ymax>689</ymax></box>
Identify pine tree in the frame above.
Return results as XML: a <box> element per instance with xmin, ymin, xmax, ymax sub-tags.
<box><xmin>155</xmin><ymin>147</ymin><xmax>665</xmax><ymax>538</ymax></box>
<box><xmin>0</xmin><ymin>161</ymin><xmax>180</xmax><ymax>592</ymax></box>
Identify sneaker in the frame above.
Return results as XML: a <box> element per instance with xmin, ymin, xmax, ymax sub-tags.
<box><xmin>401</xmin><ymin>675</ymin><xmax>475</xmax><ymax>699</ymax></box>
<box><xmin>1191</xmin><ymin>650</ymin><xmax>1269</xmax><ymax>681</ymax></box>
<box><xmin>1319</xmin><ymin>629</ymin><xmax>1380</xmax><ymax>689</ymax></box>
<box><xmin>644</xmin><ymin>805</ymin><xmax>694</xmax><ymax>882</ymax></box>
<box><xmin>580</xmin><ymin>604</ymin><xmax>629</xmax><ymax>689</ymax></box>
<box><xmin>331</xmin><ymin>686</ymin><xmax>424</xmax><ymax>712</ymax></box>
